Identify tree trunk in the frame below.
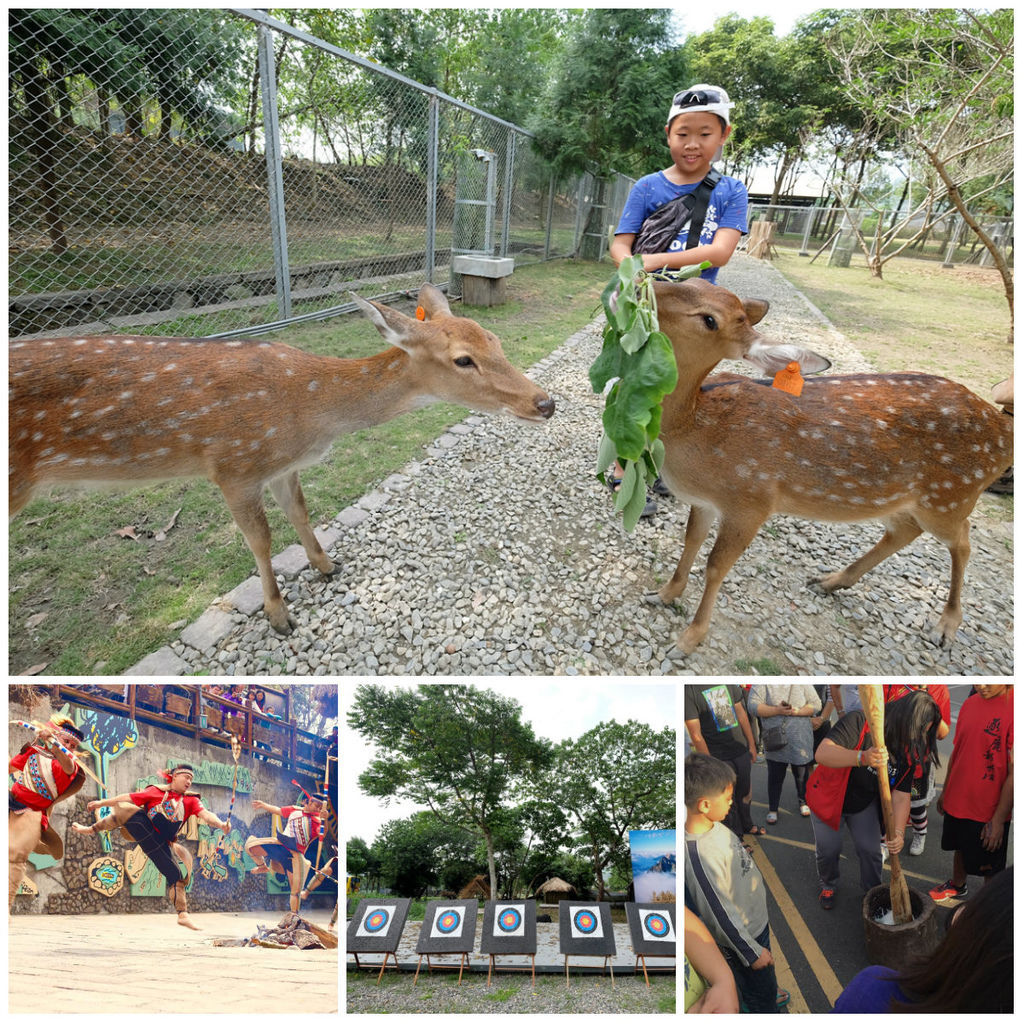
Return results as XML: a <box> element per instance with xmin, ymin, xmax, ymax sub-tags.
<box><xmin>24</xmin><ymin>67</ymin><xmax>68</xmax><ymax>254</ymax></box>
<box><xmin>484</xmin><ymin>828</ymin><xmax>498</xmax><ymax>898</ymax></box>
<box><xmin>926</xmin><ymin>153</ymin><xmax>1014</xmax><ymax>342</ymax></box>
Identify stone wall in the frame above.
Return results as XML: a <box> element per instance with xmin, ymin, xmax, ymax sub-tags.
<box><xmin>10</xmin><ymin>690</ymin><xmax>336</xmax><ymax>916</ymax></box>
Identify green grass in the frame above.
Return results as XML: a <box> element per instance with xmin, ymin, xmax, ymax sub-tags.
<box><xmin>9</xmin><ymin>258</ymin><xmax>610</xmax><ymax>676</ymax></box>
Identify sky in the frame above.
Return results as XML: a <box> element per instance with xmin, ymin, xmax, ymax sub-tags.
<box><xmin>672</xmin><ymin>1</ymin><xmax>828</xmax><ymax>38</ymax></box>
<box><xmin>342</xmin><ymin>680</ymin><xmax>677</xmax><ymax>845</ymax></box>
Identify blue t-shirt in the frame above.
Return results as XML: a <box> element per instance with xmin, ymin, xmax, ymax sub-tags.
<box><xmin>831</xmin><ymin>965</ymin><xmax>914</xmax><ymax>1013</ymax></box>
<box><xmin>615</xmin><ymin>171</ymin><xmax>749</xmax><ymax>283</ymax></box>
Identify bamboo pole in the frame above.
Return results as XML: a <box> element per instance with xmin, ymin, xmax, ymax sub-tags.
<box><xmin>858</xmin><ymin>685</ymin><xmax>913</xmax><ymax>924</ymax></box>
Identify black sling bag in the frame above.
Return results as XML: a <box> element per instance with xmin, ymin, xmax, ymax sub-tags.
<box><xmin>631</xmin><ymin>168</ymin><xmax>722</xmax><ymax>255</ymax></box>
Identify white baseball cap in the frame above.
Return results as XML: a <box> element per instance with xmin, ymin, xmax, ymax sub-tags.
<box><xmin>667</xmin><ymin>84</ymin><xmax>734</xmax><ymax>126</ymax></box>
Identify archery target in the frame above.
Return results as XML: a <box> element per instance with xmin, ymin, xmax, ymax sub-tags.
<box><xmin>493</xmin><ymin>903</ymin><xmax>525</xmax><ymax>937</ymax></box>
<box><xmin>429</xmin><ymin>905</ymin><xmax>465</xmax><ymax>939</ymax></box>
<box><xmin>640</xmin><ymin>909</ymin><xmax>675</xmax><ymax>943</ymax></box>
<box><xmin>570</xmin><ymin>905</ymin><xmax>604</xmax><ymax>939</ymax></box>
<box><xmin>357</xmin><ymin>905</ymin><xmax>393</xmax><ymax>938</ymax></box>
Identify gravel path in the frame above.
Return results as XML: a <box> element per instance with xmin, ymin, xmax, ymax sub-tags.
<box><xmin>347</xmin><ymin>968</ymin><xmax>673</xmax><ymax>1014</ymax></box>
<box><xmin>159</xmin><ymin>255</ymin><xmax>1012</xmax><ymax>677</ymax></box>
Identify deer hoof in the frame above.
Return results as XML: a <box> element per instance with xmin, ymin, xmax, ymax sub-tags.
<box><xmin>267</xmin><ymin>610</ymin><xmax>296</xmax><ymax>635</ymax></box>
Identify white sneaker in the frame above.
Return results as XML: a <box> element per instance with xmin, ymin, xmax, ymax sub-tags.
<box><xmin>909</xmin><ymin>832</ymin><xmax>926</xmax><ymax>856</ymax></box>
<box><xmin>881</xmin><ymin>841</ymin><xmax>889</xmax><ymax>863</ymax></box>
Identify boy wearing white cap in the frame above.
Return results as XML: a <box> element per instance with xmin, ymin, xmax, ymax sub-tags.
<box><xmin>610</xmin><ymin>84</ymin><xmax>748</xmax><ymax>283</ymax></box>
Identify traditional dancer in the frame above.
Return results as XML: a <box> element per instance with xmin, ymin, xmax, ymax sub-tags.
<box><xmin>245</xmin><ymin>784</ymin><xmax>325</xmax><ymax>912</ymax></box>
<box><xmin>73</xmin><ymin>764</ymin><xmax>228</xmax><ymax>930</ymax></box>
<box><xmin>9</xmin><ymin>719</ymin><xmax>87</xmax><ymax>909</ymax></box>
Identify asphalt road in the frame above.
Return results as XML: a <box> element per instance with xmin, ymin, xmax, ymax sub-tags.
<box><xmin>740</xmin><ymin>685</ymin><xmax>1012</xmax><ymax>1012</ymax></box>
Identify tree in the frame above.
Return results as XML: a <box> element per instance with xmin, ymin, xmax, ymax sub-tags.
<box><xmin>823</xmin><ymin>8</ymin><xmax>1013</xmax><ymax>335</ymax></box>
<box><xmin>370</xmin><ymin>811</ymin><xmax>478</xmax><ymax>897</ymax></box>
<box><xmin>530</xmin><ymin>9</ymin><xmax>686</xmax><ymax>178</ymax></box>
<box><xmin>348</xmin><ymin>684</ymin><xmax>552</xmax><ymax>896</ymax></box>
<box><xmin>683</xmin><ymin>15</ymin><xmax>858</xmax><ymax>206</ymax></box>
<box><xmin>549</xmin><ymin>720</ymin><xmax>675</xmax><ymax>900</ymax></box>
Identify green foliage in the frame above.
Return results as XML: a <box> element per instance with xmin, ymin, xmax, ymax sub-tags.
<box><xmin>369</xmin><ymin>811</ymin><xmax>480</xmax><ymax>897</ymax></box>
<box><xmin>529</xmin><ymin>9</ymin><xmax>686</xmax><ymax>177</ymax></box>
<box><xmin>548</xmin><ymin>719</ymin><xmax>675</xmax><ymax>898</ymax></box>
<box><xmin>590</xmin><ymin>256</ymin><xmax>706</xmax><ymax>532</ymax></box>
<box><xmin>348</xmin><ymin>684</ymin><xmax>552</xmax><ymax>894</ymax></box>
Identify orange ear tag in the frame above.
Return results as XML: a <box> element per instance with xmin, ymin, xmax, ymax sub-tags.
<box><xmin>415</xmin><ymin>306</ymin><xmax>426</xmax><ymax>321</ymax></box>
<box><xmin>772</xmin><ymin>361</ymin><xmax>804</xmax><ymax>397</ymax></box>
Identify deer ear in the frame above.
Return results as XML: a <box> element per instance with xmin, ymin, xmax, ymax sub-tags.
<box><xmin>744</xmin><ymin>298</ymin><xmax>770</xmax><ymax>326</ymax></box>
<box><xmin>416</xmin><ymin>283</ymin><xmax>452</xmax><ymax>319</ymax></box>
<box><xmin>745</xmin><ymin>341</ymin><xmax>832</xmax><ymax>376</ymax></box>
<box><xmin>349</xmin><ymin>292</ymin><xmax>421</xmax><ymax>351</ymax></box>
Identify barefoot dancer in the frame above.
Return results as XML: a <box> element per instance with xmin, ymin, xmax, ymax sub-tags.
<box><xmin>9</xmin><ymin>719</ymin><xmax>87</xmax><ymax>909</ymax></box>
<box><xmin>245</xmin><ymin>785</ymin><xmax>324</xmax><ymax>913</ymax></box>
<box><xmin>300</xmin><ymin>855</ymin><xmax>339</xmax><ymax>930</ymax></box>
<box><xmin>73</xmin><ymin>764</ymin><xmax>228</xmax><ymax>930</ymax></box>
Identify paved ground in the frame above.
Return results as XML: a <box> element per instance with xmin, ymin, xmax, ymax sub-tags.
<box><xmin>8</xmin><ymin>909</ymin><xmax>338</xmax><ymax>1014</ymax></box>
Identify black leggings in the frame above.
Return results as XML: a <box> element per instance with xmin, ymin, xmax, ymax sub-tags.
<box><xmin>718</xmin><ymin>750</ymin><xmax>754</xmax><ymax>836</ymax></box>
<box><xmin>766</xmin><ymin>759</ymin><xmax>812</xmax><ymax>813</ymax></box>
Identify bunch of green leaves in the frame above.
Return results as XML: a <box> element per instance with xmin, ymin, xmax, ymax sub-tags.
<box><xmin>589</xmin><ymin>255</ymin><xmax>709</xmax><ymax>531</ymax></box>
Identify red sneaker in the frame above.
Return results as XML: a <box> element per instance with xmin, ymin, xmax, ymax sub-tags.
<box><xmin>819</xmin><ymin>887</ymin><xmax>835</xmax><ymax>909</ymax></box>
<box><xmin>928</xmin><ymin>879</ymin><xmax>968</xmax><ymax>901</ymax></box>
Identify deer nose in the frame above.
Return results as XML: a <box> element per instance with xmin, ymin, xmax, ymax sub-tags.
<box><xmin>536</xmin><ymin>396</ymin><xmax>555</xmax><ymax>419</ymax></box>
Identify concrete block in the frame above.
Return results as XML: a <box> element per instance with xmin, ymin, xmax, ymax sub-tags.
<box><xmin>452</xmin><ymin>255</ymin><xmax>514</xmax><ymax>278</ymax></box>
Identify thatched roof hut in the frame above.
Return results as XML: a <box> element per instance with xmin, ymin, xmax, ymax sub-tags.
<box><xmin>536</xmin><ymin>876</ymin><xmax>576</xmax><ymax>902</ymax></box>
<box><xmin>458</xmin><ymin>875</ymin><xmax>491</xmax><ymax>900</ymax></box>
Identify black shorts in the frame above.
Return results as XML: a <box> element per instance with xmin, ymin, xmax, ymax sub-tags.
<box><xmin>941</xmin><ymin>812</ymin><xmax>1010</xmax><ymax>877</ymax></box>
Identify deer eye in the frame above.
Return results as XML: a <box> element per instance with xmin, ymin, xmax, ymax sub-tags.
<box><xmin>454</xmin><ymin>356</ymin><xmax>475</xmax><ymax>368</ymax></box>
<box><xmin>703</xmin><ymin>315</ymin><xmax>718</xmax><ymax>330</ymax></box>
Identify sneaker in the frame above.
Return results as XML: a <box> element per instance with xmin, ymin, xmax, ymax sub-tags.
<box><xmin>881</xmin><ymin>841</ymin><xmax>889</xmax><ymax>864</ymax></box>
<box><xmin>819</xmin><ymin>887</ymin><xmax>836</xmax><ymax>909</ymax></box>
<box><xmin>929</xmin><ymin>879</ymin><xmax>968</xmax><ymax>902</ymax></box>
<box><xmin>909</xmin><ymin>831</ymin><xmax>926</xmax><ymax>856</ymax></box>
<box><xmin>776</xmin><ymin>988</ymin><xmax>791</xmax><ymax>1009</ymax></box>
<box><xmin>800</xmin><ymin>804</ymin><xmax>810</xmax><ymax>817</ymax></box>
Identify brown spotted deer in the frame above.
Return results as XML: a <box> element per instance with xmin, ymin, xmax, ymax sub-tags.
<box><xmin>10</xmin><ymin>284</ymin><xmax>554</xmax><ymax>633</ymax></box>
<box><xmin>645</xmin><ymin>277</ymin><xmax>1013</xmax><ymax>657</ymax></box>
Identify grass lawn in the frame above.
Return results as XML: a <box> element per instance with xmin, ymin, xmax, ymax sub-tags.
<box><xmin>9</xmin><ymin>258</ymin><xmax>610</xmax><ymax>676</ymax></box>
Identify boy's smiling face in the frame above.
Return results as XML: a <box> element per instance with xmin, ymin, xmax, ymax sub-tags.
<box><xmin>665</xmin><ymin>111</ymin><xmax>731</xmax><ymax>181</ymax></box>
<box><xmin>975</xmin><ymin>684</ymin><xmax>1008</xmax><ymax>699</ymax></box>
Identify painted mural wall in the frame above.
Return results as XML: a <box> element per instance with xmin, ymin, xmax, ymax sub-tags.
<box><xmin>10</xmin><ymin>693</ymin><xmax>337</xmax><ymax>915</ymax></box>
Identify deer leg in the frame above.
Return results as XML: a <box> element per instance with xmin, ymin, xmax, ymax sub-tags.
<box><xmin>219</xmin><ymin>481</ymin><xmax>294</xmax><ymax>634</ymax></box>
<box><xmin>814</xmin><ymin>512</ymin><xmax>922</xmax><ymax>593</ymax></box>
<box><xmin>932</xmin><ymin>517</ymin><xmax>970</xmax><ymax>646</ymax></box>
<box><xmin>674</xmin><ymin>511</ymin><xmax>765</xmax><ymax>656</ymax></box>
<box><xmin>649</xmin><ymin>503</ymin><xmax>716</xmax><ymax>606</ymax></box>
<box><xmin>269</xmin><ymin>471</ymin><xmax>337</xmax><ymax>576</ymax></box>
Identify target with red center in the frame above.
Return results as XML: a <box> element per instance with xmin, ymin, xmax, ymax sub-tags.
<box><xmin>358</xmin><ymin>906</ymin><xmax>391</xmax><ymax>935</ymax></box>
<box><xmin>348</xmin><ymin>898</ymin><xmax>411</xmax><ymax>952</ymax></box>
<box><xmin>497</xmin><ymin>905</ymin><xmax>523</xmax><ymax>934</ymax></box>
<box><xmin>431</xmin><ymin>907</ymin><xmax>463</xmax><ymax>937</ymax></box>
<box><xmin>570</xmin><ymin>906</ymin><xmax>603</xmax><ymax>938</ymax></box>
<box><xmin>642</xmin><ymin>911</ymin><xmax>672</xmax><ymax>940</ymax></box>
<box><xmin>481</xmin><ymin>900</ymin><xmax>535</xmax><ymax>953</ymax></box>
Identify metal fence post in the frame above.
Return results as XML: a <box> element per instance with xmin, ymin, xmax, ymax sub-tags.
<box><xmin>425</xmin><ymin>93</ymin><xmax>439</xmax><ymax>283</ymax></box>
<box><xmin>544</xmin><ymin>173</ymin><xmax>556</xmax><ymax>260</ymax></box>
<box><xmin>501</xmin><ymin>131</ymin><xmax>515</xmax><ymax>259</ymax></box>
<box><xmin>257</xmin><ymin>25</ymin><xmax>291</xmax><ymax>319</ymax></box>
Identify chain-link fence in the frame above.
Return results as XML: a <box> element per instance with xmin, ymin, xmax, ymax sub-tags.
<box><xmin>9</xmin><ymin>8</ymin><xmax>632</xmax><ymax>340</ymax></box>
<box><xmin>745</xmin><ymin>203</ymin><xmax>1013</xmax><ymax>269</ymax></box>
<box><xmin>9</xmin><ymin>9</ymin><xmax>1011</xmax><ymax>341</ymax></box>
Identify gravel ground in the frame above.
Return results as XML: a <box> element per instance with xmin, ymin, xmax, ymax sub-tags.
<box><xmin>168</xmin><ymin>255</ymin><xmax>1013</xmax><ymax>676</ymax></box>
<box><xmin>346</xmin><ymin>969</ymin><xmax>674</xmax><ymax>1014</ymax></box>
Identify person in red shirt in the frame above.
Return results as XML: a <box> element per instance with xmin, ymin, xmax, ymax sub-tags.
<box><xmin>9</xmin><ymin>718</ymin><xmax>86</xmax><ymax>909</ymax></box>
<box><xmin>930</xmin><ymin>685</ymin><xmax>1013</xmax><ymax>901</ymax></box>
<box><xmin>245</xmin><ymin>786</ymin><xmax>325</xmax><ymax>913</ymax></box>
<box><xmin>73</xmin><ymin>764</ymin><xmax>228</xmax><ymax>930</ymax></box>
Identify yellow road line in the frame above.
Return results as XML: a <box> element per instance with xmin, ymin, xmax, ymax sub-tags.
<box><xmin>768</xmin><ymin>925</ymin><xmax>809</xmax><ymax>1014</ymax></box>
<box><xmin>750</xmin><ymin>843</ymin><xmax>844</xmax><ymax>1006</ymax></box>
<box><xmin>754</xmin><ymin>831</ymin><xmax>943</xmax><ymax>886</ymax></box>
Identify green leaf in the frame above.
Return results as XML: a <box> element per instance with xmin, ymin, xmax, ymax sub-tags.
<box><xmin>596</xmin><ymin>431</ymin><xmax>618</xmax><ymax>476</ymax></box>
<box><xmin>619</xmin><ymin>310</ymin><xmax>649</xmax><ymax>354</ymax></box>
<box><xmin>621</xmin><ymin>464</ymin><xmax>650</xmax><ymax>532</ymax></box>
<box><xmin>614</xmin><ymin>460</ymin><xmax>640</xmax><ymax>512</ymax></box>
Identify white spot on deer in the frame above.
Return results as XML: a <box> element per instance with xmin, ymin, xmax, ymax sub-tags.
<box><xmin>162</xmin><ymin>363</ymin><xmax>177</xmax><ymax>373</ymax></box>
<box><xmin>73</xmin><ymin>340</ymin><xmax>87</xmax><ymax>346</ymax></box>
<box><xmin>308</xmin><ymin>381</ymin><xmax>319</xmax><ymax>392</ymax></box>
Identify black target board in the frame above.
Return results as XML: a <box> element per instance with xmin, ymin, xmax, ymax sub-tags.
<box><xmin>625</xmin><ymin>901</ymin><xmax>676</xmax><ymax>955</ymax></box>
<box><xmin>347</xmin><ymin>898</ymin><xmax>411</xmax><ymax>953</ymax></box>
<box><xmin>415</xmin><ymin>899</ymin><xmax>479</xmax><ymax>954</ymax></box>
<box><xmin>558</xmin><ymin>901</ymin><xmax>616</xmax><ymax>956</ymax></box>
<box><xmin>480</xmin><ymin>900</ymin><xmax>538</xmax><ymax>954</ymax></box>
